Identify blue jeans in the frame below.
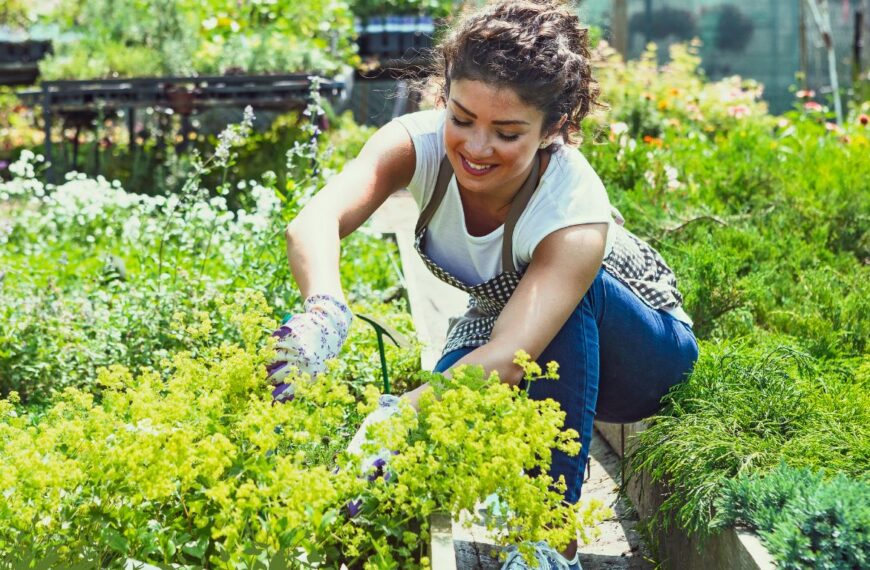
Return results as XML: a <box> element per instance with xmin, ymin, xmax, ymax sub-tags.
<box><xmin>433</xmin><ymin>268</ymin><xmax>699</xmax><ymax>503</ymax></box>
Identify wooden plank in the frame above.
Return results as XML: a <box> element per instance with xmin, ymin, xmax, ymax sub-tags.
<box><xmin>430</xmin><ymin>512</ymin><xmax>458</xmax><ymax>570</ymax></box>
<box><xmin>594</xmin><ymin>421</ymin><xmax>776</xmax><ymax>570</ymax></box>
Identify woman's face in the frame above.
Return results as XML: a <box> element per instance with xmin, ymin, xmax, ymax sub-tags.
<box><xmin>443</xmin><ymin>79</ymin><xmax>548</xmax><ymax>203</ymax></box>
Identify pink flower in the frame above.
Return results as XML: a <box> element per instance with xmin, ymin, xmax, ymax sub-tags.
<box><xmin>859</xmin><ymin>114</ymin><xmax>869</xmax><ymax>126</ymax></box>
<box><xmin>825</xmin><ymin>122</ymin><xmax>845</xmax><ymax>135</ymax></box>
<box><xmin>796</xmin><ymin>89</ymin><xmax>816</xmax><ymax>99</ymax></box>
<box><xmin>803</xmin><ymin>101</ymin><xmax>823</xmax><ymax>112</ymax></box>
<box><xmin>727</xmin><ymin>104</ymin><xmax>750</xmax><ymax>119</ymax></box>
<box><xmin>610</xmin><ymin>121</ymin><xmax>629</xmax><ymax>136</ymax></box>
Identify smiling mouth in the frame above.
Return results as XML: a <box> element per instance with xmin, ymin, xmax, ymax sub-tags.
<box><xmin>460</xmin><ymin>154</ymin><xmax>497</xmax><ymax>176</ymax></box>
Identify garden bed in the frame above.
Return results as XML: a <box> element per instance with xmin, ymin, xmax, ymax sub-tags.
<box><xmin>595</xmin><ymin>421</ymin><xmax>776</xmax><ymax>570</ymax></box>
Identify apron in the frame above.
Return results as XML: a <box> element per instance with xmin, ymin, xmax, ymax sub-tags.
<box><xmin>414</xmin><ymin>153</ymin><xmax>685</xmax><ymax>356</ymax></box>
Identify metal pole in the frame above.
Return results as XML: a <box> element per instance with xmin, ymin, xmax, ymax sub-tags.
<box><xmin>806</xmin><ymin>0</ymin><xmax>843</xmax><ymax>124</ymax></box>
<box><xmin>854</xmin><ymin>4</ymin><xmax>865</xmax><ymax>86</ymax></box>
<box><xmin>644</xmin><ymin>0</ymin><xmax>654</xmax><ymax>46</ymax></box>
<box><xmin>820</xmin><ymin>0</ymin><xmax>843</xmax><ymax>124</ymax></box>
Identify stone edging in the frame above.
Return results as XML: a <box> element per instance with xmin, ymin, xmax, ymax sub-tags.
<box><xmin>593</xmin><ymin>420</ymin><xmax>777</xmax><ymax>570</ymax></box>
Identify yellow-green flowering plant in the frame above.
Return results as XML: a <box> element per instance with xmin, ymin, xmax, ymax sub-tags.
<box><xmin>0</xmin><ymin>291</ymin><xmax>607</xmax><ymax>569</ymax></box>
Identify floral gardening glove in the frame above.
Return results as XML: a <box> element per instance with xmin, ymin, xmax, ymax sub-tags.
<box><xmin>344</xmin><ymin>394</ymin><xmax>415</xmax><ymax>518</ymax></box>
<box><xmin>346</xmin><ymin>394</ymin><xmax>413</xmax><ymax>481</ymax></box>
<box><xmin>266</xmin><ymin>294</ymin><xmax>353</xmax><ymax>402</ymax></box>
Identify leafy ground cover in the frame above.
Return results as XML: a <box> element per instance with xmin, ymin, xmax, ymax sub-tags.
<box><xmin>584</xmin><ymin>43</ymin><xmax>869</xmax><ymax>567</ymax></box>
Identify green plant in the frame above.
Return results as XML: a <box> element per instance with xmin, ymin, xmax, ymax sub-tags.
<box><xmin>36</xmin><ymin>0</ymin><xmax>358</xmax><ymax>80</ymax></box>
<box><xmin>0</xmin><ymin>108</ymin><xmax>403</xmax><ymax>405</ymax></box>
<box><xmin>626</xmin><ymin>341</ymin><xmax>869</xmax><ymax>538</ymax></box>
<box><xmin>0</xmin><ymin>295</ymin><xmax>607</xmax><ymax>568</ymax></box>
<box><xmin>713</xmin><ymin>463</ymin><xmax>870</xmax><ymax>569</ymax></box>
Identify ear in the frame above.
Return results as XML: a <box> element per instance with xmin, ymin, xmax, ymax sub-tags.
<box><xmin>551</xmin><ymin>113</ymin><xmax>568</xmax><ymax>137</ymax></box>
<box><xmin>541</xmin><ymin>114</ymin><xmax>568</xmax><ymax>147</ymax></box>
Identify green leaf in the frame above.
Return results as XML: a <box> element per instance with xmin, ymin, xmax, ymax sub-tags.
<box><xmin>103</xmin><ymin>528</ymin><xmax>129</xmax><ymax>553</ymax></box>
<box><xmin>181</xmin><ymin>536</ymin><xmax>209</xmax><ymax>560</ymax></box>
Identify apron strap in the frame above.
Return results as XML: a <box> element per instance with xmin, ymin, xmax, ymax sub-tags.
<box><xmin>502</xmin><ymin>151</ymin><xmax>542</xmax><ymax>273</ymax></box>
<box><xmin>414</xmin><ymin>151</ymin><xmax>543</xmax><ymax>273</ymax></box>
<box><xmin>414</xmin><ymin>155</ymin><xmax>455</xmax><ymax>235</ymax></box>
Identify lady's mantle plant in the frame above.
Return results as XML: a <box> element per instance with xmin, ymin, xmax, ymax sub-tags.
<box><xmin>0</xmin><ymin>293</ymin><xmax>607</xmax><ymax>569</ymax></box>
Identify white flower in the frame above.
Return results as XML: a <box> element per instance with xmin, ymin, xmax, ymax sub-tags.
<box><xmin>610</xmin><ymin>121</ymin><xmax>629</xmax><ymax>136</ymax></box>
<box><xmin>214</xmin><ymin>106</ymin><xmax>255</xmax><ymax>167</ymax></box>
<box><xmin>664</xmin><ymin>165</ymin><xmax>682</xmax><ymax>191</ymax></box>
<box><xmin>122</xmin><ymin>216</ymin><xmax>142</xmax><ymax>242</ymax></box>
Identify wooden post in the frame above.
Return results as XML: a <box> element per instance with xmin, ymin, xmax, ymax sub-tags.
<box><xmin>799</xmin><ymin>0</ymin><xmax>809</xmax><ymax>91</ymax></box>
<box><xmin>612</xmin><ymin>0</ymin><xmax>629</xmax><ymax>58</ymax></box>
<box><xmin>42</xmin><ymin>84</ymin><xmax>53</xmax><ymax>183</ymax></box>
<box><xmin>429</xmin><ymin>513</ymin><xmax>457</xmax><ymax>570</ymax></box>
<box><xmin>805</xmin><ymin>0</ymin><xmax>843</xmax><ymax>124</ymax></box>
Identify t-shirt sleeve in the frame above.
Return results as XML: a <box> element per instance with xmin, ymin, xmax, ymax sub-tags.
<box><xmin>391</xmin><ymin>109</ymin><xmax>446</xmax><ymax>211</ymax></box>
<box><xmin>514</xmin><ymin>148</ymin><xmax>615</xmax><ymax>266</ymax></box>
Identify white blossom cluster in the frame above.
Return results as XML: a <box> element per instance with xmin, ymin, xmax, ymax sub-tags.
<box><xmin>214</xmin><ymin>105</ymin><xmax>255</xmax><ymax>167</ymax></box>
<box><xmin>0</xmin><ymin>156</ymin><xmax>283</xmax><ymax>265</ymax></box>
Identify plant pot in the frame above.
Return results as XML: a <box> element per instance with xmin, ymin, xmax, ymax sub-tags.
<box><xmin>165</xmin><ymin>85</ymin><xmax>196</xmax><ymax>115</ymax></box>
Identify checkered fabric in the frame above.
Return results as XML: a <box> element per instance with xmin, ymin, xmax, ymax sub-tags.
<box><xmin>602</xmin><ymin>226</ymin><xmax>684</xmax><ymax>311</ymax></box>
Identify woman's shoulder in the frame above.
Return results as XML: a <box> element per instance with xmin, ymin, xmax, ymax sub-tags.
<box><xmin>392</xmin><ymin>108</ymin><xmax>446</xmax><ymax>141</ymax></box>
<box><xmin>541</xmin><ymin>145</ymin><xmax>606</xmax><ymax>198</ymax></box>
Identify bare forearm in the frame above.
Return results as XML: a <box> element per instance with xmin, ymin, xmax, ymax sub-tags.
<box><xmin>285</xmin><ymin>216</ymin><xmax>345</xmax><ymax>302</ymax></box>
<box><xmin>449</xmin><ymin>341</ymin><xmax>525</xmax><ymax>386</ymax></box>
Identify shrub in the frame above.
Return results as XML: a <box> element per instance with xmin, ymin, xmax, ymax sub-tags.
<box><xmin>714</xmin><ymin>464</ymin><xmax>870</xmax><ymax>569</ymax></box>
<box><xmin>0</xmin><ymin>294</ymin><xmax>607</xmax><ymax>568</ymax></box>
<box><xmin>626</xmin><ymin>341</ymin><xmax>869</xmax><ymax>537</ymax></box>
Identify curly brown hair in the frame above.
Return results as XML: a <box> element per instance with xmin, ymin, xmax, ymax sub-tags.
<box><xmin>431</xmin><ymin>0</ymin><xmax>601</xmax><ymax>149</ymax></box>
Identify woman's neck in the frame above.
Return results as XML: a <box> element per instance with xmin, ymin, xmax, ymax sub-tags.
<box><xmin>457</xmin><ymin>151</ymin><xmax>550</xmax><ymax>236</ymax></box>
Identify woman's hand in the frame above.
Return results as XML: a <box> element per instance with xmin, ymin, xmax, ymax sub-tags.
<box><xmin>266</xmin><ymin>294</ymin><xmax>353</xmax><ymax>401</ymax></box>
<box><xmin>346</xmin><ymin>394</ymin><xmax>416</xmax><ymax>479</ymax></box>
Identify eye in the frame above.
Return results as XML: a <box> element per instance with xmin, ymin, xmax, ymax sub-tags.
<box><xmin>450</xmin><ymin>116</ymin><xmax>471</xmax><ymax>127</ymax></box>
<box><xmin>497</xmin><ymin>132</ymin><xmax>520</xmax><ymax>142</ymax></box>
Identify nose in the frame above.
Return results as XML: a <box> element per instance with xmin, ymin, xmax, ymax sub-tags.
<box><xmin>463</xmin><ymin>129</ymin><xmax>493</xmax><ymax>159</ymax></box>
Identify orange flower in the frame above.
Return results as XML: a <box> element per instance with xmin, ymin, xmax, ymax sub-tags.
<box><xmin>642</xmin><ymin>135</ymin><xmax>663</xmax><ymax>147</ymax></box>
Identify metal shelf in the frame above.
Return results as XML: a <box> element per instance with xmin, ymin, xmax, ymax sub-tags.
<box><xmin>16</xmin><ymin>73</ymin><xmax>345</xmax><ymax>181</ymax></box>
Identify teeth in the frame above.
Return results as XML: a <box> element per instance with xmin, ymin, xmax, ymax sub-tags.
<box><xmin>465</xmin><ymin>158</ymin><xmax>491</xmax><ymax>171</ymax></box>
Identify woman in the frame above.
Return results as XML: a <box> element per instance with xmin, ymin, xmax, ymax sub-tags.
<box><xmin>267</xmin><ymin>1</ymin><xmax>699</xmax><ymax>567</ymax></box>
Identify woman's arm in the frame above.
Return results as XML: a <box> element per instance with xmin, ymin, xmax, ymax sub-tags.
<box><xmin>404</xmin><ymin>222</ymin><xmax>608</xmax><ymax>407</ymax></box>
<box><xmin>285</xmin><ymin>121</ymin><xmax>416</xmax><ymax>300</ymax></box>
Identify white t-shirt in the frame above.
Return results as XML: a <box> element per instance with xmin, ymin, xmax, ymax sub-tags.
<box><xmin>394</xmin><ymin>109</ymin><xmax>616</xmax><ymax>286</ymax></box>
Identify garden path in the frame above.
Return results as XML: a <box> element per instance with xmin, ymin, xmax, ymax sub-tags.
<box><xmin>370</xmin><ymin>192</ymin><xmax>654</xmax><ymax>570</ymax></box>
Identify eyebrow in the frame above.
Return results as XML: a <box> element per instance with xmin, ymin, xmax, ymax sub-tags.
<box><xmin>451</xmin><ymin>98</ymin><xmax>531</xmax><ymax>126</ymax></box>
